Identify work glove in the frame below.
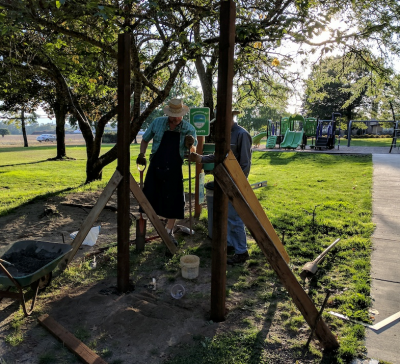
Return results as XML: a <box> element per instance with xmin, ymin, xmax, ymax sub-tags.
<box><xmin>136</xmin><ymin>153</ymin><xmax>147</xmax><ymax>167</ymax></box>
<box><xmin>184</xmin><ymin>135</ymin><xmax>195</xmax><ymax>149</ymax></box>
<box><xmin>189</xmin><ymin>152</ymin><xmax>203</xmax><ymax>164</ymax></box>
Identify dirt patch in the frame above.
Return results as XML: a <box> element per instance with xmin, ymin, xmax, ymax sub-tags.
<box><xmin>0</xmin><ymin>190</ymin><xmax>329</xmax><ymax>364</ymax></box>
<box><xmin>0</xmin><ymin>190</ymin><xmax>217</xmax><ymax>364</ymax></box>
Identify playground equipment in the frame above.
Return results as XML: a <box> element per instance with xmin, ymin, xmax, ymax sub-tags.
<box><xmin>346</xmin><ymin>119</ymin><xmax>398</xmax><ymax>150</ymax></box>
<box><xmin>389</xmin><ymin>120</ymin><xmax>400</xmax><ymax>153</ymax></box>
<box><xmin>279</xmin><ymin>114</ymin><xmax>305</xmax><ymax>149</ymax></box>
<box><xmin>266</xmin><ymin>120</ymin><xmax>280</xmax><ymax>148</ymax></box>
<box><xmin>252</xmin><ymin>131</ymin><xmax>268</xmax><ymax>147</ymax></box>
<box><xmin>314</xmin><ymin>113</ymin><xmax>341</xmax><ymax>150</ymax></box>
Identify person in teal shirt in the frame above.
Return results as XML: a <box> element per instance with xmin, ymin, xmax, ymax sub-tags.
<box><xmin>137</xmin><ymin>98</ymin><xmax>197</xmax><ymax>245</ymax></box>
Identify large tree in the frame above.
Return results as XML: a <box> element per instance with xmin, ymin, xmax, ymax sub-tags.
<box><xmin>1</xmin><ymin>0</ymin><xmax>400</xmax><ymax>182</ymax></box>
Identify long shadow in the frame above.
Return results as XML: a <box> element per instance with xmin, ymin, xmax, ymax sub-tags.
<box><xmin>1</xmin><ymin>186</ymin><xmax>80</xmax><ymax>217</ymax></box>
<box><xmin>0</xmin><ymin>159</ymin><xmax>51</xmax><ymax>168</ymax></box>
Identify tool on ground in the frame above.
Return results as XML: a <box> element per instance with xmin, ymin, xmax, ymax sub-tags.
<box><xmin>300</xmin><ymin>238</ymin><xmax>341</xmax><ymax>280</ymax></box>
<box><xmin>304</xmin><ymin>290</ymin><xmax>332</xmax><ymax>352</ymax></box>
<box><xmin>175</xmin><ymin>225</ymin><xmax>194</xmax><ymax>235</ymax></box>
<box><xmin>136</xmin><ymin>159</ymin><xmax>147</xmax><ymax>252</ymax></box>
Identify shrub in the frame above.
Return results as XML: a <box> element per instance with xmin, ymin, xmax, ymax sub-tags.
<box><xmin>0</xmin><ymin>128</ymin><xmax>10</xmax><ymax>137</ymax></box>
<box><xmin>102</xmin><ymin>132</ymin><xmax>117</xmax><ymax>143</ymax></box>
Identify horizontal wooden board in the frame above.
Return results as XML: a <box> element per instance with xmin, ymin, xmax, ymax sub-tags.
<box><xmin>38</xmin><ymin>314</ymin><xmax>108</xmax><ymax>364</ymax></box>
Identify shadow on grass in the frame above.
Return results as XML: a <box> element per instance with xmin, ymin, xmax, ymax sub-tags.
<box><xmin>0</xmin><ymin>186</ymin><xmax>81</xmax><ymax>217</ymax></box>
<box><xmin>0</xmin><ymin>159</ymin><xmax>51</xmax><ymax>168</ymax></box>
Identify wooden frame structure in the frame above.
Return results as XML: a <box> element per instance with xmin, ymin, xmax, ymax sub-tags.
<box><xmin>58</xmin><ymin>3</ymin><xmax>338</xmax><ymax>351</ymax></box>
<box><xmin>213</xmin><ymin>151</ymin><xmax>339</xmax><ymax>349</ymax></box>
<box><xmin>59</xmin><ymin>33</ymin><xmax>175</xmax><ymax>290</ymax></box>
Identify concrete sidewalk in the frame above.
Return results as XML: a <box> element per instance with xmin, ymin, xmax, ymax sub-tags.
<box><xmin>365</xmin><ymin>154</ymin><xmax>400</xmax><ymax>364</ymax></box>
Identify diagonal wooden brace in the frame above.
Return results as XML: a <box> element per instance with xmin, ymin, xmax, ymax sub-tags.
<box><xmin>59</xmin><ymin>169</ymin><xmax>123</xmax><ymax>270</ymax></box>
<box><xmin>129</xmin><ymin>174</ymin><xmax>177</xmax><ymax>255</ymax></box>
<box><xmin>213</xmin><ymin>154</ymin><xmax>339</xmax><ymax>350</ymax></box>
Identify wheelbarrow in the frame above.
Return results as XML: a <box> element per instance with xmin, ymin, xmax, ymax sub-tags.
<box><xmin>0</xmin><ymin>240</ymin><xmax>72</xmax><ymax>316</ymax></box>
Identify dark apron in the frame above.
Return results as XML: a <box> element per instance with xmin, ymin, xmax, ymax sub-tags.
<box><xmin>141</xmin><ymin>131</ymin><xmax>185</xmax><ymax>219</ymax></box>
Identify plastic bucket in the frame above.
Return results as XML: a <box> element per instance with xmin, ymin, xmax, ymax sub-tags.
<box><xmin>180</xmin><ymin>255</ymin><xmax>200</xmax><ymax>279</ymax></box>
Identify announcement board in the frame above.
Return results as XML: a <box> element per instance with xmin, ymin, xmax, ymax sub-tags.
<box><xmin>189</xmin><ymin>108</ymin><xmax>210</xmax><ymax>136</ymax></box>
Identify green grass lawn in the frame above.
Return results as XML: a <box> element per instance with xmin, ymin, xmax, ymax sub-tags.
<box><xmin>0</xmin><ymin>147</ymin><xmax>374</xmax><ymax>363</ymax></box>
<box><xmin>344</xmin><ymin>138</ymin><xmax>392</xmax><ymax>147</ymax></box>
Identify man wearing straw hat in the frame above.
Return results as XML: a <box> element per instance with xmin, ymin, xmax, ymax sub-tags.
<box><xmin>189</xmin><ymin>110</ymin><xmax>252</xmax><ymax>264</ymax></box>
<box><xmin>137</xmin><ymin>98</ymin><xmax>197</xmax><ymax>245</ymax></box>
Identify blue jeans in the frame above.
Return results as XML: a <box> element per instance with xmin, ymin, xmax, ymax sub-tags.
<box><xmin>207</xmin><ymin>194</ymin><xmax>247</xmax><ymax>254</ymax></box>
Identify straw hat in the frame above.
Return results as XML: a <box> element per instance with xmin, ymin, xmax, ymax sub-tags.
<box><xmin>163</xmin><ymin>98</ymin><xmax>189</xmax><ymax>117</ymax></box>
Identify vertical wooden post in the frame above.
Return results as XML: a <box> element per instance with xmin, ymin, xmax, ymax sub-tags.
<box><xmin>194</xmin><ymin>136</ymin><xmax>205</xmax><ymax>218</ymax></box>
<box><xmin>210</xmin><ymin>0</ymin><xmax>236</xmax><ymax>322</ymax></box>
<box><xmin>117</xmin><ymin>33</ymin><xmax>132</xmax><ymax>292</ymax></box>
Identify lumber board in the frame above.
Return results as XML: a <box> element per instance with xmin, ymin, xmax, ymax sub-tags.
<box><xmin>214</xmin><ymin>163</ymin><xmax>339</xmax><ymax>349</ymax></box>
<box><xmin>129</xmin><ymin>174</ymin><xmax>177</xmax><ymax>254</ymax></box>
<box><xmin>371</xmin><ymin>311</ymin><xmax>400</xmax><ymax>331</ymax></box>
<box><xmin>38</xmin><ymin>314</ymin><xmax>108</xmax><ymax>364</ymax></box>
<box><xmin>223</xmin><ymin>150</ymin><xmax>290</xmax><ymax>263</ymax></box>
<box><xmin>60</xmin><ymin>170</ymin><xmax>123</xmax><ymax>270</ymax></box>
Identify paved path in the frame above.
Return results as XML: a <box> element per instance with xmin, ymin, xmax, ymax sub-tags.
<box><xmin>365</xmin><ymin>154</ymin><xmax>400</xmax><ymax>364</ymax></box>
<box><xmin>254</xmin><ymin>145</ymin><xmax>400</xmax><ymax>362</ymax></box>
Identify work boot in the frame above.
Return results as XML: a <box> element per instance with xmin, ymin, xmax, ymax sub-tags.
<box><xmin>169</xmin><ymin>233</ymin><xmax>178</xmax><ymax>247</ymax></box>
<box><xmin>227</xmin><ymin>245</ymin><xmax>235</xmax><ymax>254</ymax></box>
<box><xmin>227</xmin><ymin>251</ymin><xmax>249</xmax><ymax>265</ymax></box>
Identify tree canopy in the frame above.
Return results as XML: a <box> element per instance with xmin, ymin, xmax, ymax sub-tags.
<box><xmin>1</xmin><ymin>0</ymin><xmax>400</xmax><ymax>180</ymax></box>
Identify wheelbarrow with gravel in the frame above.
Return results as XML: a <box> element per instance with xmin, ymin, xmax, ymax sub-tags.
<box><xmin>0</xmin><ymin>240</ymin><xmax>72</xmax><ymax>316</ymax></box>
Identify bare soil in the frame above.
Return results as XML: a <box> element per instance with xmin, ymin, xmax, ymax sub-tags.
<box><xmin>0</xmin><ymin>190</ymin><xmax>223</xmax><ymax>364</ymax></box>
<box><xmin>0</xmin><ymin>190</ymin><xmax>322</xmax><ymax>364</ymax></box>
<box><xmin>0</xmin><ymin>134</ymin><xmax>87</xmax><ymax>148</ymax></box>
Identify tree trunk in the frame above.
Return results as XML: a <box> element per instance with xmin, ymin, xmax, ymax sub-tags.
<box><xmin>195</xmin><ymin>51</ymin><xmax>217</xmax><ymax>143</ymax></box>
<box><xmin>21</xmin><ymin>109</ymin><xmax>28</xmax><ymax>147</ymax></box>
<box><xmin>54</xmin><ymin>101</ymin><xmax>68</xmax><ymax>159</ymax></box>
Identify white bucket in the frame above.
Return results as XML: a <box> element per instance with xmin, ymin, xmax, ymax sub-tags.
<box><xmin>180</xmin><ymin>255</ymin><xmax>200</xmax><ymax>279</ymax></box>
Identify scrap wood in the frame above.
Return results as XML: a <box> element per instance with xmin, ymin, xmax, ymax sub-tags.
<box><xmin>61</xmin><ymin>202</ymin><xmax>117</xmax><ymax>212</ymax></box>
<box><xmin>38</xmin><ymin>314</ymin><xmax>108</xmax><ymax>364</ymax></box>
<box><xmin>329</xmin><ymin>311</ymin><xmax>400</xmax><ymax>331</ymax></box>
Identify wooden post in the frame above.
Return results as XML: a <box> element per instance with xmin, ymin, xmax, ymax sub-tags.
<box><xmin>117</xmin><ymin>33</ymin><xmax>132</xmax><ymax>292</ymax></box>
<box><xmin>213</xmin><ymin>157</ymin><xmax>339</xmax><ymax>350</ymax></box>
<box><xmin>194</xmin><ymin>136</ymin><xmax>204</xmax><ymax>218</ymax></box>
<box><xmin>210</xmin><ymin>0</ymin><xmax>236</xmax><ymax>322</ymax></box>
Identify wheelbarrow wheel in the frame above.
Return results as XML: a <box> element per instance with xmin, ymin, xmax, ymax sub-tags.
<box><xmin>31</xmin><ymin>272</ymin><xmax>53</xmax><ymax>291</ymax></box>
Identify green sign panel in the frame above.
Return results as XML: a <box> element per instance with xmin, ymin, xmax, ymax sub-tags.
<box><xmin>189</xmin><ymin>108</ymin><xmax>210</xmax><ymax>136</ymax></box>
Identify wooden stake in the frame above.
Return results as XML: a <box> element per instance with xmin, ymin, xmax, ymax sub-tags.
<box><xmin>213</xmin><ymin>159</ymin><xmax>339</xmax><ymax>349</ymax></box>
<box><xmin>117</xmin><ymin>32</ymin><xmax>132</xmax><ymax>292</ymax></box>
<box><xmin>194</xmin><ymin>136</ymin><xmax>204</xmax><ymax>218</ymax></box>
<box><xmin>210</xmin><ymin>0</ymin><xmax>236</xmax><ymax>322</ymax></box>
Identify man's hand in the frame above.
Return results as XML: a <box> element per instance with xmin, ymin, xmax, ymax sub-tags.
<box><xmin>189</xmin><ymin>152</ymin><xmax>203</xmax><ymax>164</ymax></box>
<box><xmin>136</xmin><ymin>153</ymin><xmax>147</xmax><ymax>166</ymax></box>
<box><xmin>185</xmin><ymin>135</ymin><xmax>195</xmax><ymax>149</ymax></box>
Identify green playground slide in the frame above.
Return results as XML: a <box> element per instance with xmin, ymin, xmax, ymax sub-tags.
<box><xmin>252</xmin><ymin>132</ymin><xmax>268</xmax><ymax>146</ymax></box>
<box><xmin>280</xmin><ymin>130</ymin><xmax>296</xmax><ymax>148</ymax></box>
<box><xmin>288</xmin><ymin>130</ymin><xmax>304</xmax><ymax>149</ymax></box>
<box><xmin>266</xmin><ymin>135</ymin><xmax>277</xmax><ymax>148</ymax></box>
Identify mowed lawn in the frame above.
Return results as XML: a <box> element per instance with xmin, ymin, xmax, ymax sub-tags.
<box><xmin>0</xmin><ymin>146</ymin><xmax>374</xmax><ymax>361</ymax></box>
